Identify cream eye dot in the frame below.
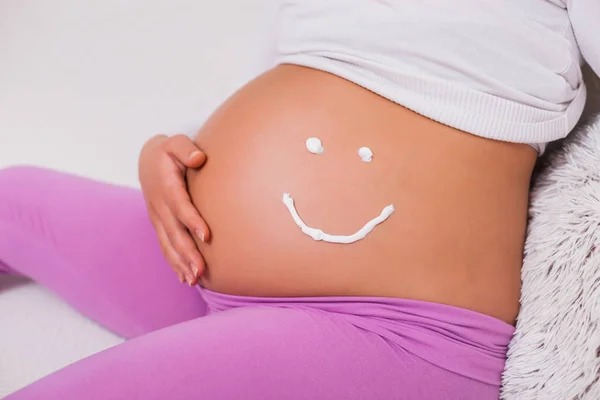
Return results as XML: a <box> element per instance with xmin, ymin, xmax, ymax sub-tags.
<box><xmin>358</xmin><ymin>147</ymin><xmax>373</xmax><ymax>162</ymax></box>
<box><xmin>306</xmin><ymin>137</ymin><xmax>324</xmax><ymax>154</ymax></box>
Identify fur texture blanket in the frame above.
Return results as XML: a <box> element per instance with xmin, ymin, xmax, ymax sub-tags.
<box><xmin>501</xmin><ymin>113</ymin><xmax>600</xmax><ymax>399</ymax></box>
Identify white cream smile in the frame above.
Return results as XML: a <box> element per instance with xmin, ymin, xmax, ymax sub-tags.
<box><xmin>282</xmin><ymin>193</ymin><xmax>395</xmax><ymax>244</ymax></box>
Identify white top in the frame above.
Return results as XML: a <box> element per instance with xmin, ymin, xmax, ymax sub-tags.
<box><xmin>254</xmin><ymin>0</ymin><xmax>600</xmax><ymax>154</ymax></box>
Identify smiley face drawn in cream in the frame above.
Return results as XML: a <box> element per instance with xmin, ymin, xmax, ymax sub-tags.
<box><xmin>283</xmin><ymin>138</ymin><xmax>394</xmax><ymax>244</ymax></box>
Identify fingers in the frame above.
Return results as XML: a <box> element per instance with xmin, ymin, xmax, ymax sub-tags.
<box><xmin>159</xmin><ymin>164</ymin><xmax>211</xmax><ymax>242</ymax></box>
<box><xmin>161</xmin><ymin>211</ymin><xmax>207</xmax><ymax>285</ymax></box>
<box><xmin>171</xmin><ymin>187</ymin><xmax>211</xmax><ymax>243</ymax></box>
<box><xmin>154</xmin><ymin>219</ymin><xmax>205</xmax><ymax>286</ymax></box>
<box><xmin>164</xmin><ymin>134</ymin><xmax>206</xmax><ymax>169</ymax></box>
<box><xmin>154</xmin><ymin>221</ymin><xmax>188</xmax><ymax>283</ymax></box>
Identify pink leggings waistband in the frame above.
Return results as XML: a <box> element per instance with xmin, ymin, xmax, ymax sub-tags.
<box><xmin>200</xmin><ymin>288</ymin><xmax>515</xmax><ymax>386</ymax></box>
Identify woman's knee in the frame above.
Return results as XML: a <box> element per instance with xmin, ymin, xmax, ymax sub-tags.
<box><xmin>0</xmin><ymin>166</ymin><xmax>66</xmax><ymax>203</ymax></box>
<box><xmin>0</xmin><ymin>165</ymin><xmax>48</xmax><ymax>186</ymax></box>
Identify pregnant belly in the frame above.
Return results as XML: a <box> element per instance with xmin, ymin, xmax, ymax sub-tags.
<box><xmin>187</xmin><ymin>65</ymin><xmax>536</xmax><ymax>324</ymax></box>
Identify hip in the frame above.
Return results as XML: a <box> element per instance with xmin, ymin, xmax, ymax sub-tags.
<box><xmin>200</xmin><ymin>287</ymin><xmax>513</xmax><ymax>397</ymax></box>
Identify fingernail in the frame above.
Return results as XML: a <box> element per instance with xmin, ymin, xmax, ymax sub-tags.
<box><xmin>178</xmin><ymin>274</ymin><xmax>185</xmax><ymax>284</ymax></box>
<box><xmin>187</xmin><ymin>275</ymin><xmax>195</xmax><ymax>286</ymax></box>
<box><xmin>196</xmin><ymin>229</ymin><xmax>205</xmax><ymax>242</ymax></box>
<box><xmin>191</xmin><ymin>263</ymin><xmax>199</xmax><ymax>277</ymax></box>
<box><xmin>189</xmin><ymin>151</ymin><xmax>201</xmax><ymax>160</ymax></box>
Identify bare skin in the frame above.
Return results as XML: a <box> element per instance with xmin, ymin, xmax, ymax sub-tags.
<box><xmin>186</xmin><ymin>65</ymin><xmax>537</xmax><ymax>325</ymax></box>
<box><xmin>139</xmin><ymin>134</ymin><xmax>209</xmax><ymax>285</ymax></box>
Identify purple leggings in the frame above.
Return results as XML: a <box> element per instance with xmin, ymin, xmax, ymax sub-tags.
<box><xmin>0</xmin><ymin>166</ymin><xmax>513</xmax><ymax>399</ymax></box>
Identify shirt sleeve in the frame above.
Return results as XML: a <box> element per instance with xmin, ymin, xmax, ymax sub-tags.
<box><xmin>568</xmin><ymin>0</ymin><xmax>600</xmax><ymax>78</ymax></box>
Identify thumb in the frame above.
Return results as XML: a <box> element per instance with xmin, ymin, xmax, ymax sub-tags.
<box><xmin>165</xmin><ymin>134</ymin><xmax>207</xmax><ymax>168</ymax></box>
<box><xmin>185</xmin><ymin>150</ymin><xmax>207</xmax><ymax>168</ymax></box>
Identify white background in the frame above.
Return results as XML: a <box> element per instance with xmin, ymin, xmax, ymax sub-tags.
<box><xmin>0</xmin><ymin>0</ymin><xmax>268</xmax><ymax>184</ymax></box>
<box><xmin>0</xmin><ymin>0</ymin><xmax>267</xmax><ymax>396</ymax></box>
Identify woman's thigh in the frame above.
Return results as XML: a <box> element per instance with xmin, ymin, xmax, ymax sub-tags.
<box><xmin>0</xmin><ymin>166</ymin><xmax>206</xmax><ymax>338</ymax></box>
<box><xmin>5</xmin><ymin>305</ymin><xmax>498</xmax><ymax>400</ymax></box>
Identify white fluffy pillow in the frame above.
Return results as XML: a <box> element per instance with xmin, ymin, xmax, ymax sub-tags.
<box><xmin>501</xmin><ymin>114</ymin><xmax>600</xmax><ymax>399</ymax></box>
